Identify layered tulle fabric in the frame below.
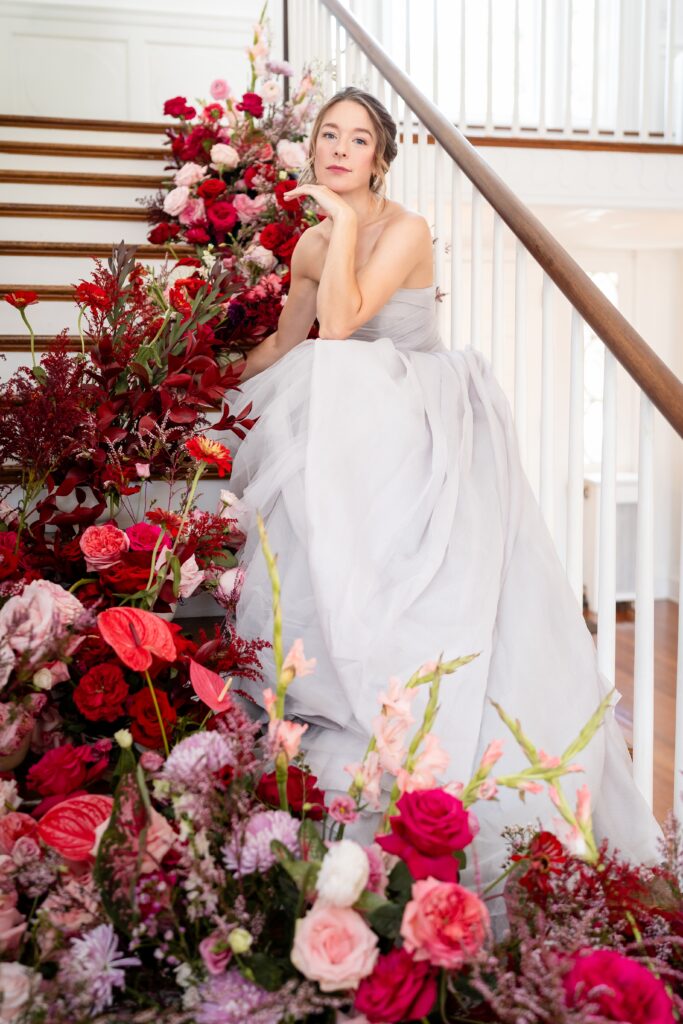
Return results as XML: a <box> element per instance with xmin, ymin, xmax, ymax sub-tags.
<box><xmin>228</xmin><ymin>286</ymin><xmax>661</xmax><ymax>892</ymax></box>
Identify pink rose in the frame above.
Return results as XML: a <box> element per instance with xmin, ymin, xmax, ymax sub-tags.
<box><xmin>210</xmin><ymin>78</ymin><xmax>231</xmax><ymax>100</ymax></box>
<box><xmin>364</xmin><ymin>843</ymin><xmax>389</xmax><ymax>896</ymax></box>
<box><xmin>563</xmin><ymin>948</ymin><xmax>675</xmax><ymax>1023</ymax></box>
<box><xmin>199</xmin><ymin>931</ymin><xmax>232</xmax><ymax>975</ymax></box>
<box><xmin>155</xmin><ymin>549</ymin><xmax>204</xmax><ymax>599</ymax></box>
<box><xmin>354</xmin><ymin>946</ymin><xmax>438</xmax><ymax>1023</ymax></box>
<box><xmin>291</xmin><ymin>903</ymin><xmax>379</xmax><ymax>992</ymax></box>
<box><xmin>79</xmin><ymin>523</ymin><xmax>129</xmax><ymax>572</ymax></box>
<box><xmin>0</xmin><ymin>813</ymin><xmax>37</xmax><ymax>855</ymax></box>
<box><xmin>0</xmin><ymin>695</ymin><xmax>46</xmax><ymax>758</ymax></box>
<box><xmin>178</xmin><ymin>197</ymin><xmax>207</xmax><ymax>227</ymax></box>
<box><xmin>276</xmin><ymin>138</ymin><xmax>307</xmax><ymax>170</ymax></box>
<box><xmin>377</xmin><ymin>788</ymin><xmax>477</xmax><ymax>882</ymax></box>
<box><xmin>232</xmin><ymin>192</ymin><xmax>269</xmax><ymax>223</ymax></box>
<box><xmin>210</xmin><ymin>143</ymin><xmax>239</xmax><ymax>168</ymax></box>
<box><xmin>125</xmin><ymin>522</ymin><xmax>171</xmax><ymax>553</ymax></box>
<box><xmin>163</xmin><ymin>185</ymin><xmax>190</xmax><ymax>217</ymax></box>
<box><xmin>400</xmin><ymin>876</ymin><xmax>489</xmax><ymax>969</ymax></box>
<box><xmin>0</xmin><ymin>891</ymin><xmax>26</xmax><ymax>955</ymax></box>
<box><xmin>0</xmin><ymin>962</ymin><xmax>36</xmax><ymax>1022</ymax></box>
<box><xmin>0</xmin><ymin>580</ymin><xmax>84</xmax><ymax>663</ymax></box>
<box><xmin>173</xmin><ymin>161</ymin><xmax>207</xmax><ymax>187</ymax></box>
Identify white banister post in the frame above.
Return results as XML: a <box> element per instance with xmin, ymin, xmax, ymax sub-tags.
<box><xmin>566</xmin><ymin>307</ymin><xmax>584</xmax><ymax>606</ymax></box>
<box><xmin>564</xmin><ymin>0</ymin><xmax>574</xmax><ymax>133</ymax></box>
<box><xmin>597</xmin><ymin>349</ymin><xmax>617</xmax><ymax>684</ymax></box>
<box><xmin>470</xmin><ymin>187</ymin><xmax>482</xmax><ymax>351</ymax></box>
<box><xmin>434</xmin><ymin>145</ymin><xmax>446</xmax><ymax>337</ymax></box>
<box><xmin>459</xmin><ymin>0</ymin><xmax>467</xmax><ymax>129</ymax></box>
<box><xmin>512</xmin><ymin>0</ymin><xmax>521</xmax><ymax>132</ymax></box>
<box><xmin>450</xmin><ymin>164</ymin><xmax>463</xmax><ymax>351</ymax></box>
<box><xmin>491</xmin><ymin>213</ymin><xmax>504</xmax><ymax>381</ymax></box>
<box><xmin>633</xmin><ymin>392</ymin><xmax>655</xmax><ymax>806</ymax></box>
<box><xmin>540</xmin><ymin>273</ymin><xmax>554</xmax><ymax>533</ymax></box>
<box><xmin>514</xmin><ymin>240</ymin><xmax>528</xmax><ymax>467</ymax></box>
<box><xmin>638</xmin><ymin>0</ymin><xmax>650</xmax><ymax>139</ymax></box>
<box><xmin>591</xmin><ymin>0</ymin><xmax>601</xmax><ymax>137</ymax></box>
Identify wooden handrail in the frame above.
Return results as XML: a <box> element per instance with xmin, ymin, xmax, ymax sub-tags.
<box><xmin>321</xmin><ymin>0</ymin><xmax>683</xmax><ymax>439</ymax></box>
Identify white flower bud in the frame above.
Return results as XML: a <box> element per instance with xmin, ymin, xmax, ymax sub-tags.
<box><xmin>316</xmin><ymin>839</ymin><xmax>370</xmax><ymax>908</ymax></box>
<box><xmin>228</xmin><ymin>928</ymin><xmax>253</xmax><ymax>954</ymax></box>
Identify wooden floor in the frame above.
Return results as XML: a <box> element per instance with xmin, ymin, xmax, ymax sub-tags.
<box><xmin>590</xmin><ymin>600</ymin><xmax>679</xmax><ymax>823</ymax></box>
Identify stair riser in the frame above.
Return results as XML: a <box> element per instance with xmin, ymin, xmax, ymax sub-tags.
<box><xmin>0</xmin><ymin>254</ymin><xmax>178</xmax><ymax>285</ymax></box>
<box><xmin>0</xmin><ymin>184</ymin><xmax>161</xmax><ymax>204</ymax></box>
<box><xmin>0</xmin><ymin>154</ymin><xmax>171</xmax><ymax>174</ymax></box>
<box><xmin>0</xmin><ymin>219</ymin><xmax>150</xmax><ymax>243</ymax></box>
<box><xmin>0</xmin><ymin>126</ymin><xmax>166</xmax><ymax>146</ymax></box>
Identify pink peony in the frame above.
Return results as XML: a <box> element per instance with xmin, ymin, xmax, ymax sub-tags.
<box><xmin>291</xmin><ymin>903</ymin><xmax>379</xmax><ymax>992</ymax></box>
<box><xmin>210</xmin><ymin>143</ymin><xmax>239</xmax><ymax>168</ymax></box>
<box><xmin>401</xmin><ymin>876</ymin><xmax>489</xmax><ymax>969</ymax></box>
<box><xmin>0</xmin><ymin>580</ymin><xmax>84</xmax><ymax>664</ymax></box>
<box><xmin>563</xmin><ymin>948</ymin><xmax>675</xmax><ymax>1023</ymax></box>
<box><xmin>79</xmin><ymin>523</ymin><xmax>129</xmax><ymax>571</ymax></box>
<box><xmin>210</xmin><ymin>78</ymin><xmax>231</xmax><ymax>100</ymax></box>
<box><xmin>163</xmin><ymin>185</ymin><xmax>190</xmax><ymax>217</ymax></box>
<box><xmin>0</xmin><ymin>962</ymin><xmax>36</xmax><ymax>1022</ymax></box>
<box><xmin>0</xmin><ymin>891</ymin><xmax>26</xmax><ymax>955</ymax></box>
<box><xmin>125</xmin><ymin>522</ymin><xmax>171</xmax><ymax>553</ymax></box>
<box><xmin>173</xmin><ymin>161</ymin><xmax>207</xmax><ymax>187</ymax></box>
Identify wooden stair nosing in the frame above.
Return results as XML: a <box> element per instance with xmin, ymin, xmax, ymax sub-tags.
<box><xmin>1</xmin><ymin>284</ymin><xmax>74</xmax><ymax>301</ymax></box>
<box><xmin>0</xmin><ymin>170</ymin><xmax>166</xmax><ymax>188</ymax></box>
<box><xmin>0</xmin><ymin>463</ymin><xmax>221</xmax><ymax>484</ymax></box>
<box><xmin>0</xmin><ymin>203</ymin><xmax>149</xmax><ymax>221</ymax></box>
<box><xmin>0</xmin><ymin>241</ymin><xmax>194</xmax><ymax>258</ymax></box>
<box><xmin>0</xmin><ymin>114</ymin><xmax>167</xmax><ymax>134</ymax></box>
<box><xmin>0</xmin><ymin>334</ymin><xmax>88</xmax><ymax>352</ymax></box>
<box><xmin>0</xmin><ymin>141</ymin><xmax>168</xmax><ymax>160</ymax></box>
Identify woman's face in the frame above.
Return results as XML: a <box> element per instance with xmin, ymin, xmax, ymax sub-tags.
<box><xmin>313</xmin><ymin>100</ymin><xmax>378</xmax><ymax>193</ymax></box>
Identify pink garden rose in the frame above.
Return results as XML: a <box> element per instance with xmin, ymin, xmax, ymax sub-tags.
<box><xmin>125</xmin><ymin>522</ymin><xmax>171</xmax><ymax>553</ymax></box>
<box><xmin>0</xmin><ymin>694</ymin><xmax>46</xmax><ymax>758</ymax></box>
<box><xmin>173</xmin><ymin>161</ymin><xmax>207</xmax><ymax>187</ymax></box>
<box><xmin>163</xmin><ymin>185</ymin><xmax>190</xmax><ymax>217</ymax></box>
<box><xmin>232</xmin><ymin>192</ymin><xmax>270</xmax><ymax>223</ymax></box>
<box><xmin>210</xmin><ymin>78</ymin><xmax>231</xmax><ymax>100</ymax></box>
<box><xmin>199</xmin><ymin>931</ymin><xmax>232</xmax><ymax>975</ymax></box>
<box><xmin>0</xmin><ymin>962</ymin><xmax>36</xmax><ymax>1022</ymax></box>
<box><xmin>178</xmin><ymin>197</ymin><xmax>207</xmax><ymax>227</ymax></box>
<box><xmin>210</xmin><ymin>142</ymin><xmax>240</xmax><ymax>168</ymax></box>
<box><xmin>563</xmin><ymin>948</ymin><xmax>675</xmax><ymax>1023</ymax></box>
<box><xmin>291</xmin><ymin>903</ymin><xmax>379</xmax><ymax>992</ymax></box>
<box><xmin>401</xmin><ymin>876</ymin><xmax>489</xmax><ymax>969</ymax></box>
<box><xmin>377</xmin><ymin>788</ymin><xmax>477</xmax><ymax>882</ymax></box>
<box><xmin>0</xmin><ymin>579</ymin><xmax>84</xmax><ymax>664</ymax></box>
<box><xmin>0</xmin><ymin>891</ymin><xmax>26</xmax><ymax>955</ymax></box>
<box><xmin>276</xmin><ymin>138</ymin><xmax>307</xmax><ymax>169</ymax></box>
<box><xmin>79</xmin><ymin>523</ymin><xmax>129</xmax><ymax>571</ymax></box>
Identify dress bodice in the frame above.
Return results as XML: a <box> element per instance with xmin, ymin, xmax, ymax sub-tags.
<box><xmin>351</xmin><ymin>285</ymin><xmax>445</xmax><ymax>354</ymax></box>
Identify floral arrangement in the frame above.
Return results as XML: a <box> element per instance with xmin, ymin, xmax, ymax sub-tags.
<box><xmin>144</xmin><ymin>7</ymin><xmax>324</xmax><ymax>349</ymax></box>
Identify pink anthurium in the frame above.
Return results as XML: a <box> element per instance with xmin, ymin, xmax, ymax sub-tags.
<box><xmin>97</xmin><ymin>607</ymin><xmax>176</xmax><ymax>672</ymax></box>
<box><xmin>36</xmin><ymin>793</ymin><xmax>114</xmax><ymax>861</ymax></box>
<box><xmin>189</xmin><ymin>659</ymin><xmax>232</xmax><ymax>712</ymax></box>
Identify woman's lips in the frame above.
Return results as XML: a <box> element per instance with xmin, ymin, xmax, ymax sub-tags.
<box><xmin>327</xmin><ymin>166</ymin><xmax>350</xmax><ymax>173</ymax></box>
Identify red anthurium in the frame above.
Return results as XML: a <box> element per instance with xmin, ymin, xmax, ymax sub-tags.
<box><xmin>97</xmin><ymin>607</ymin><xmax>177</xmax><ymax>672</ymax></box>
<box><xmin>4</xmin><ymin>290</ymin><xmax>38</xmax><ymax>309</ymax></box>
<box><xmin>37</xmin><ymin>793</ymin><xmax>113</xmax><ymax>861</ymax></box>
<box><xmin>189</xmin><ymin>659</ymin><xmax>232</xmax><ymax>712</ymax></box>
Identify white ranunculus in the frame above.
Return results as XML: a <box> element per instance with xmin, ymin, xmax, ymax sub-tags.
<box><xmin>209</xmin><ymin>143</ymin><xmax>239</xmax><ymax>169</ymax></box>
<box><xmin>316</xmin><ymin>839</ymin><xmax>370</xmax><ymax>908</ymax></box>
<box><xmin>163</xmin><ymin>185</ymin><xmax>190</xmax><ymax>217</ymax></box>
<box><xmin>173</xmin><ymin>162</ymin><xmax>207</xmax><ymax>187</ymax></box>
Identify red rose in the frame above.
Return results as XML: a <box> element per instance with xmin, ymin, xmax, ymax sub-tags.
<box><xmin>127</xmin><ymin>687</ymin><xmax>176</xmax><ymax>749</ymax></box>
<box><xmin>564</xmin><ymin>949</ymin><xmax>675</xmax><ymax>1023</ymax></box>
<box><xmin>274</xmin><ymin>179</ymin><xmax>302</xmax><ymax>213</ymax></box>
<box><xmin>377</xmin><ymin>789</ymin><xmax>476</xmax><ymax>882</ymax></box>
<box><xmin>274</xmin><ymin>233</ymin><xmax>300</xmax><ymax>264</ymax></box>
<box><xmin>244</xmin><ymin>163</ymin><xmax>275</xmax><ymax>189</ymax></box>
<box><xmin>27</xmin><ymin>741</ymin><xmax>111</xmax><ymax>797</ymax></box>
<box><xmin>74</xmin><ymin>282</ymin><xmax>112</xmax><ymax>311</ymax></box>
<box><xmin>236</xmin><ymin>91</ymin><xmax>264</xmax><ymax>118</ymax></box>
<box><xmin>185</xmin><ymin>226</ymin><xmax>211</xmax><ymax>244</ymax></box>
<box><xmin>197</xmin><ymin>178</ymin><xmax>228</xmax><ymax>201</ymax></box>
<box><xmin>258</xmin><ymin>222</ymin><xmax>289</xmax><ymax>251</ymax></box>
<box><xmin>354</xmin><ymin>947</ymin><xmax>438</xmax><ymax>1023</ymax></box>
<box><xmin>256</xmin><ymin>765</ymin><xmax>326</xmax><ymax>820</ymax></box>
<box><xmin>100</xmin><ymin>559</ymin><xmax>151</xmax><ymax>595</ymax></box>
<box><xmin>206</xmin><ymin>200</ymin><xmax>238</xmax><ymax>233</ymax></box>
<box><xmin>148</xmin><ymin>222</ymin><xmax>180</xmax><ymax>244</ymax></box>
<box><xmin>164</xmin><ymin>96</ymin><xmax>196</xmax><ymax>119</ymax></box>
<box><xmin>73</xmin><ymin>663</ymin><xmax>129</xmax><ymax>722</ymax></box>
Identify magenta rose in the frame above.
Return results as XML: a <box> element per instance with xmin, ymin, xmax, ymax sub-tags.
<box><xmin>236</xmin><ymin>91</ymin><xmax>264</xmax><ymax>117</ymax></box>
<box><xmin>207</xmin><ymin>200</ymin><xmax>238</xmax><ymax>233</ymax></box>
<box><xmin>563</xmin><ymin>949</ymin><xmax>675</xmax><ymax>1023</ymax></box>
<box><xmin>79</xmin><ymin>523</ymin><xmax>129</xmax><ymax>571</ymax></box>
<box><xmin>354</xmin><ymin>947</ymin><xmax>437</xmax><ymax>1023</ymax></box>
<box><xmin>401</xmin><ymin>877</ymin><xmax>489</xmax><ymax>969</ymax></box>
<box><xmin>376</xmin><ymin>788</ymin><xmax>476</xmax><ymax>881</ymax></box>
<box><xmin>125</xmin><ymin>522</ymin><xmax>172</xmax><ymax>553</ymax></box>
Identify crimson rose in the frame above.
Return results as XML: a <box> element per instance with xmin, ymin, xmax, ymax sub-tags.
<box><xmin>127</xmin><ymin>687</ymin><xmax>177</xmax><ymax>748</ymax></box>
<box><xmin>274</xmin><ymin>179</ymin><xmax>303</xmax><ymax>213</ymax></box>
<box><xmin>207</xmin><ymin>200</ymin><xmax>238</xmax><ymax>233</ymax></box>
<box><xmin>73</xmin><ymin>663</ymin><xmax>129</xmax><ymax>722</ymax></box>
<box><xmin>236</xmin><ymin>91</ymin><xmax>264</xmax><ymax>118</ymax></box>
<box><xmin>27</xmin><ymin>741</ymin><xmax>111</xmax><ymax>797</ymax></box>
<box><xmin>274</xmin><ymin>234</ymin><xmax>300</xmax><ymax>264</ymax></box>
<box><xmin>256</xmin><ymin>765</ymin><xmax>326</xmax><ymax>820</ymax></box>
<box><xmin>376</xmin><ymin>788</ymin><xmax>476</xmax><ymax>882</ymax></box>
<box><xmin>186</xmin><ymin>227</ymin><xmax>210</xmax><ymax>244</ymax></box>
<box><xmin>354</xmin><ymin>947</ymin><xmax>438</xmax><ymax>1023</ymax></box>
<box><xmin>197</xmin><ymin>178</ymin><xmax>228</xmax><ymax>201</ymax></box>
<box><xmin>258</xmin><ymin>222</ymin><xmax>290</xmax><ymax>251</ymax></box>
<box><xmin>148</xmin><ymin>222</ymin><xmax>180</xmax><ymax>244</ymax></box>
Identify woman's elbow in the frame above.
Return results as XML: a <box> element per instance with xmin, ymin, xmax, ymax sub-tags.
<box><xmin>317</xmin><ymin>321</ymin><xmax>354</xmax><ymax>340</ymax></box>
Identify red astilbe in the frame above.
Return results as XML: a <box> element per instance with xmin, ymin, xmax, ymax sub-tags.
<box><xmin>194</xmin><ymin>622</ymin><xmax>269</xmax><ymax>687</ymax></box>
<box><xmin>182</xmin><ymin>508</ymin><xmax>245</xmax><ymax>565</ymax></box>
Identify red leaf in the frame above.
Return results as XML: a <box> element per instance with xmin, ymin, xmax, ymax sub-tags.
<box><xmin>37</xmin><ymin>794</ymin><xmax>113</xmax><ymax>861</ymax></box>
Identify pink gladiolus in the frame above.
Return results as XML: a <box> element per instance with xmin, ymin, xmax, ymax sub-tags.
<box><xmin>268</xmin><ymin>718</ymin><xmax>307</xmax><ymax>760</ymax></box>
<box><xmin>263</xmin><ymin>687</ymin><xmax>277</xmax><ymax>715</ymax></box>
<box><xmin>576</xmin><ymin>784</ymin><xmax>591</xmax><ymax>827</ymax></box>
<box><xmin>282</xmin><ymin>638</ymin><xmax>316</xmax><ymax>679</ymax></box>
<box><xmin>480</xmin><ymin>739</ymin><xmax>504</xmax><ymax>769</ymax></box>
<box><xmin>418</xmin><ymin>661</ymin><xmax>438</xmax><ymax>677</ymax></box>
<box><xmin>373</xmin><ymin>713</ymin><xmax>409</xmax><ymax>775</ymax></box>
<box><xmin>477</xmin><ymin>779</ymin><xmax>498</xmax><ymax>800</ymax></box>
<box><xmin>344</xmin><ymin>751</ymin><xmax>384</xmax><ymax>810</ymax></box>
<box><xmin>538</xmin><ymin>749</ymin><xmax>562</xmax><ymax>769</ymax></box>
<box><xmin>517</xmin><ymin>780</ymin><xmax>543</xmax><ymax>795</ymax></box>
<box><xmin>377</xmin><ymin>676</ymin><xmax>418</xmax><ymax>724</ymax></box>
<box><xmin>409</xmin><ymin>734</ymin><xmax>450</xmax><ymax>789</ymax></box>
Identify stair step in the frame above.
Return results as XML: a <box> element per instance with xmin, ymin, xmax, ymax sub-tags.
<box><xmin>0</xmin><ymin>241</ymin><xmax>193</xmax><ymax>258</ymax></box>
<box><xmin>0</xmin><ymin>203</ymin><xmax>148</xmax><ymax>221</ymax></box>
<box><xmin>0</xmin><ymin>140</ymin><xmax>168</xmax><ymax>161</ymax></box>
<box><xmin>1</xmin><ymin>284</ymin><xmax>76</xmax><ymax>301</ymax></box>
<box><xmin>0</xmin><ymin>114</ymin><xmax>167</xmax><ymax>134</ymax></box>
<box><xmin>0</xmin><ymin>170</ymin><xmax>165</xmax><ymax>188</ymax></box>
<box><xmin>0</xmin><ymin>334</ymin><xmax>85</xmax><ymax>352</ymax></box>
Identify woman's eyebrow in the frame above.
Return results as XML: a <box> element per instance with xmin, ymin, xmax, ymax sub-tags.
<box><xmin>321</xmin><ymin>122</ymin><xmax>373</xmax><ymax>136</ymax></box>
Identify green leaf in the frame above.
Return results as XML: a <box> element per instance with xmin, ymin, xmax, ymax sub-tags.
<box><xmin>388</xmin><ymin>860</ymin><xmax>414</xmax><ymax>899</ymax></box>
<box><xmin>298</xmin><ymin>818</ymin><xmax>327</xmax><ymax>861</ymax></box>
<box><xmin>278</xmin><ymin>857</ymin><xmax>320</xmax><ymax>894</ymax></box>
<box><xmin>31</xmin><ymin>366</ymin><xmax>47</xmax><ymax>384</ymax></box>
<box><xmin>368</xmin><ymin>901</ymin><xmax>403</xmax><ymax>939</ymax></box>
<box><xmin>354</xmin><ymin>890</ymin><xmax>388</xmax><ymax>914</ymax></box>
<box><xmin>246</xmin><ymin>954</ymin><xmax>286</xmax><ymax>992</ymax></box>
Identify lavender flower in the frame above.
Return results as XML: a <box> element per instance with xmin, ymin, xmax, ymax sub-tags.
<box><xmin>223</xmin><ymin>810</ymin><xmax>299</xmax><ymax>876</ymax></box>
<box><xmin>63</xmin><ymin>923</ymin><xmax>141</xmax><ymax>1013</ymax></box>
<box><xmin>162</xmin><ymin>731</ymin><xmax>236</xmax><ymax>791</ymax></box>
<box><xmin>196</xmin><ymin>970</ymin><xmax>283</xmax><ymax>1024</ymax></box>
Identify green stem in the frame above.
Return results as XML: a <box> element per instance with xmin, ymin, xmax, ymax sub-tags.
<box><xmin>76</xmin><ymin>305</ymin><xmax>86</xmax><ymax>357</ymax></box>
<box><xmin>147</xmin><ymin>460</ymin><xmax>204</xmax><ymax>605</ymax></box>
<box><xmin>20</xmin><ymin>307</ymin><xmax>36</xmax><ymax>368</ymax></box>
<box><xmin>144</xmin><ymin>670</ymin><xmax>170</xmax><ymax>757</ymax></box>
<box><xmin>275</xmin><ymin>750</ymin><xmax>289</xmax><ymax>812</ymax></box>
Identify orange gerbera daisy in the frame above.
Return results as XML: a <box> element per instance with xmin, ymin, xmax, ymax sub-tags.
<box><xmin>185</xmin><ymin>436</ymin><xmax>233</xmax><ymax>477</ymax></box>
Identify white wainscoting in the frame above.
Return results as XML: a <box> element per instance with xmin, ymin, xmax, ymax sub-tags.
<box><xmin>0</xmin><ymin>0</ymin><xmax>283</xmax><ymax>121</ymax></box>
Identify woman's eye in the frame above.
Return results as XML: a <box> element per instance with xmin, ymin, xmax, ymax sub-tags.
<box><xmin>322</xmin><ymin>131</ymin><xmax>335</xmax><ymax>139</ymax></box>
<box><xmin>354</xmin><ymin>138</ymin><xmax>367</xmax><ymax>145</ymax></box>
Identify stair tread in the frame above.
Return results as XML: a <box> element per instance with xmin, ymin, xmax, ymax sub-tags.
<box><xmin>0</xmin><ymin>203</ymin><xmax>149</xmax><ymax>220</ymax></box>
<box><xmin>0</xmin><ymin>114</ymin><xmax>167</xmax><ymax>133</ymax></box>
<box><xmin>0</xmin><ymin>140</ymin><xmax>168</xmax><ymax>160</ymax></box>
<box><xmin>0</xmin><ymin>170</ymin><xmax>166</xmax><ymax>187</ymax></box>
<box><xmin>0</xmin><ymin>241</ymin><xmax>193</xmax><ymax>257</ymax></box>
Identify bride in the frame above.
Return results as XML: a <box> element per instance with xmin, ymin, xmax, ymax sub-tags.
<box><xmin>228</xmin><ymin>85</ymin><xmax>661</xmax><ymax>885</ymax></box>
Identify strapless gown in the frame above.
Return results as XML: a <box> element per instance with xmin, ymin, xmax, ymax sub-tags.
<box><xmin>228</xmin><ymin>285</ymin><xmax>661</xmax><ymax>889</ymax></box>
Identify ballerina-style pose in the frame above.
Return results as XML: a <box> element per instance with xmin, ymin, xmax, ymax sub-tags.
<box><xmin>228</xmin><ymin>86</ymin><xmax>661</xmax><ymax>883</ymax></box>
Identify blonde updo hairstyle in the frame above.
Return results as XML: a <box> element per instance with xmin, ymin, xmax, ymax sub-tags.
<box><xmin>298</xmin><ymin>87</ymin><xmax>398</xmax><ymax>199</ymax></box>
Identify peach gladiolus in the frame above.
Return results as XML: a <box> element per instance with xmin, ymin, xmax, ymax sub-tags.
<box><xmin>268</xmin><ymin>718</ymin><xmax>308</xmax><ymax>760</ymax></box>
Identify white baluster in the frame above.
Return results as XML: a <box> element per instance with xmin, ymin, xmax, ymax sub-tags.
<box><xmin>512</xmin><ymin>0</ymin><xmax>521</xmax><ymax>132</ymax></box>
<box><xmin>450</xmin><ymin>163</ymin><xmax>463</xmax><ymax>350</ymax></box>
<box><xmin>402</xmin><ymin>0</ymin><xmax>413</xmax><ymax>207</ymax></box>
<box><xmin>312</xmin><ymin>0</ymin><xmax>320</xmax><ymax>67</ymax></box>
<box><xmin>390</xmin><ymin>87</ymin><xmax>404</xmax><ymax>204</ymax></box>
<box><xmin>433</xmin><ymin>0</ymin><xmax>440</xmax><ymax>105</ymax></box>
<box><xmin>566</xmin><ymin>308</ymin><xmax>584</xmax><ymax>606</ymax></box>
<box><xmin>491</xmin><ymin>213</ymin><xmax>504</xmax><ymax>380</ymax></box>
<box><xmin>665</xmin><ymin>0</ymin><xmax>677</xmax><ymax>140</ymax></box>
<box><xmin>434</xmin><ymin>144</ymin><xmax>446</xmax><ymax>336</ymax></box>
<box><xmin>514</xmin><ymin>240</ymin><xmax>528</xmax><ymax>467</ymax></box>
<box><xmin>615</xmin><ymin>0</ymin><xmax>627</xmax><ymax>138</ymax></box>
<box><xmin>417</xmin><ymin>120</ymin><xmax>428</xmax><ymax>217</ymax></box>
<box><xmin>486</xmin><ymin>0</ymin><xmax>494</xmax><ymax>133</ymax></box>
<box><xmin>633</xmin><ymin>392</ymin><xmax>655</xmax><ymax>806</ymax></box>
<box><xmin>335</xmin><ymin>19</ymin><xmax>342</xmax><ymax>89</ymax></box>
<box><xmin>459</xmin><ymin>0</ymin><xmax>467</xmax><ymax>129</ymax></box>
<box><xmin>591</xmin><ymin>0</ymin><xmax>601</xmax><ymax>137</ymax></box>
<box><xmin>564</xmin><ymin>0</ymin><xmax>574</xmax><ymax>133</ymax></box>
<box><xmin>597</xmin><ymin>349</ymin><xmax>617</xmax><ymax>684</ymax></box>
<box><xmin>675</xmin><ymin>494</ymin><xmax>683</xmax><ymax>808</ymax></box>
<box><xmin>470</xmin><ymin>187</ymin><xmax>482</xmax><ymax>350</ymax></box>
<box><xmin>638</xmin><ymin>0</ymin><xmax>650</xmax><ymax>139</ymax></box>
<box><xmin>540</xmin><ymin>273</ymin><xmax>554</xmax><ymax>532</ymax></box>
<box><xmin>539</xmin><ymin>0</ymin><xmax>547</xmax><ymax>134</ymax></box>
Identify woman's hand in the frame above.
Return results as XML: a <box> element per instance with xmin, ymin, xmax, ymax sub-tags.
<box><xmin>283</xmin><ymin>183</ymin><xmax>355</xmax><ymax>222</ymax></box>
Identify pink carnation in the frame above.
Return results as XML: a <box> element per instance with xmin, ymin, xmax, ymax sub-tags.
<box><xmin>400</xmin><ymin>876</ymin><xmax>489</xmax><ymax>969</ymax></box>
<box><xmin>291</xmin><ymin>903</ymin><xmax>379</xmax><ymax>992</ymax></box>
<box><xmin>79</xmin><ymin>523</ymin><xmax>129</xmax><ymax>571</ymax></box>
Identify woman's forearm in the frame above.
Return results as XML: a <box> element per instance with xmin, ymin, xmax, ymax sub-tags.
<box><xmin>316</xmin><ymin>212</ymin><xmax>362</xmax><ymax>337</ymax></box>
<box><xmin>240</xmin><ymin>332</ymin><xmax>280</xmax><ymax>383</ymax></box>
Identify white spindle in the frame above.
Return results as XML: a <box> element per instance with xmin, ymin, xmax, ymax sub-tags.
<box><xmin>401</xmin><ymin>0</ymin><xmax>412</xmax><ymax>207</ymax></box>
<box><xmin>343</xmin><ymin>27</ymin><xmax>351</xmax><ymax>87</ymax></box>
<box><xmin>615</xmin><ymin>0</ymin><xmax>627</xmax><ymax>138</ymax></box>
<box><xmin>539</xmin><ymin>0</ymin><xmax>547</xmax><ymax>133</ymax></box>
<box><xmin>597</xmin><ymin>349</ymin><xmax>618</xmax><ymax>683</ymax></box>
<box><xmin>675</xmin><ymin>497</ymin><xmax>683</xmax><ymax>807</ymax></box>
<box><xmin>514</xmin><ymin>240</ymin><xmax>528</xmax><ymax>466</ymax></box>
<box><xmin>449</xmin><ymin>163</ymin><xmax>463</xmax><ymax>350</ymax></box>
<box><xmin>335</xmin><ymin>19</ymin><xmax>342</xmax><ymax>89</ymax></box>
<box><xmin>633</xmin><ymin>392</ymin><xmax>655</xmax><ymax>806</ymax></box>
<box><xmin>434</xmin><ymin>145</ymin><xmax>446</xmax><ymax>336</ymax></box>
<box><xmin>486</xmin><ymin>0</ymin><xmax>494</xmax><ymax>132</ymax></box>
<box><xmin>459</xmin><ymin>0</ymin><xmax>467</xmax><ymax>128</ymax></box>
<box><xmin>512</xmin><ymin>0</ymin><xmax>521</xmax><ymax>132</ymax></box>
<box><xmin>390</xmin><ymin>87</ymin><xmax>405</xmax><ymax>205</ymax></box>
<box><xmin>312</xmin><ymin>0</ymin><xmax>320</xmax><ymax>71</ymax></box>
<box><xmin>470</xmin><ymin>188</ymin><xmax>483</xmax><ymax>350</ymax></box>
<box><xmin>638</xmin><ymin>0</ymin><xmax>650</xmax><ymax>139</ymax></box>
<box><xmin>491</xmin><ymin>213</ymin><xmax>504</xmax><ymax>380</ymax></box>
<box><xmin>591</xmin><ymin>0</ymin><xmax>601</xmax><ymax>136</ymax></box>
<box><xmin>539</xmin><ymin>273</ymin><xmax>554</xmax><ymax>531</ymax></box>
<box><xmin>417</xmin><ymin>120</ymin><xmax>428</xmax><ymax>217</ymax></box>
<box><xmin>433</xmin><ymin>0</ymin><xmax>440</xmax><ymax>104</ymax></box>
<box><xmin>566</xmin><ymin>307</ymin><xmax>584</xmax><ymax>605</ymax></box>
<box><xmin>564</xmin><ymin>0</ymin><xmax>573</xmax><ymax>132</ymax></box>
<box><xmin>665</xmin><ymin>0</ymin><xmax>677</xmax><ymax>140</ymax></box>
